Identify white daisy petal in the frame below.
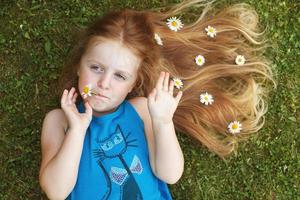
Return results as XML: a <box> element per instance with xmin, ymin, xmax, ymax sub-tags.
<box><xmin>166</xmin><ymin>17</ymin><xmax>184</xmax><ymax>32</ymax></box>
<box><xmin>235</xmin><ymin>55</ymin><xmax>246</xmax><ymax>65</ymax></box>
<box><xmin>205</xmin><ymin>26</ymin><xmax>217</xmax><ymax>38</ymax></box>
<box><xmin>195</xmin><ymin>55</ymin><xmax>205</xmax><ymax>66</ymax></box>
<box><xmin>200</xmin><ymin>92</ymin><xmax>214</xmax><ymax>105</ymax></box>
<box><xmin>82</xmin><ymin>93</ymin><xmax>87</xmax><ymax>99</ymax></box>
<box><xmin>81</xmin><ymin>84</ymin><xmax>93</xmax><ymax>98</ymax></box>
<box><xmin>154</xmin><ymin>33</ymin><xmax>163</xmax><ymax>46</ymax></box>
<box><xmin>228</xmin><ymin>121</ymin><xmax>242</xmax><ymax>134</ymax></box>
<box><xmin>172</xmin><ymin>77</ymin><xmax>183</xmax><ymax>89</ymax></box>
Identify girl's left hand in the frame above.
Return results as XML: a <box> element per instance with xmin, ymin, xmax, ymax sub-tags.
<box><xmin>147</xmin><ymin>71</ymin><xmax>183</xmax><ymax>124</ymax></box>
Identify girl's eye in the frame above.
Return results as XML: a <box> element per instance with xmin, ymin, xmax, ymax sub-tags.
<box><xmin>115</xmin><ymin>73</ymin><xmax>126</xmax><ymax>80</ymax></box>
<box><xmin>90</xmin><ymin>65</ymin><xmax>104</xmax><ymax>73</ymax></box>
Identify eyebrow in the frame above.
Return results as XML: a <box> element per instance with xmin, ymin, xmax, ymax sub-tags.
<box><xmin>87</xmin><ymin>59</ymin><xmax>133</xmax><ymax>77</ymax></box>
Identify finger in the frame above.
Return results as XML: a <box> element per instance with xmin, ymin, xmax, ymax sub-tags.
<box><xmin>72</xmin><ymin>92</ymin><xmax>78</xmax><ymax>103</ymax></box>
<box><xmin>67</xmin><ymin>87</ymin><xmax>75</xmax><ymax>104</ymax></box>
<box><xmin>155</xmin><ymin>71</ymin><xmax>165</xmax><ymax>91</ymax></box>
<box><xmin>175</xmin><ymin>91</ymin><xmax>183</xmax><ymax>103</ymax></box>
<box><xmin>169</xmin><ymin>80</ymin><xmax>174</xmax><ymax>96</ymax></box>
<box><xmin>148</xmin><ymin>88</ymin><xmax>157</xmax><ymax>104</ymax></box>
<box><xmin>163</xmin><ymin>72</ymin><xmax>169</xmax><ymax>91</ymax></box>
<box><xmin>61</xmin><ymin>89</ymin><xmax>68</xmax><ymax>106</ymax></box>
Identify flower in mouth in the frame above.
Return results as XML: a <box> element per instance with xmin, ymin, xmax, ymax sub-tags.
<box><xmin>81</xmin><ymin>84</ymin><xmax>97</xmax><ymax>99</ymax></box>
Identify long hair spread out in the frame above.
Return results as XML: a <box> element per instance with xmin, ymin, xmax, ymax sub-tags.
<box><xmin>58</xmin><ymin>0</ymin><xmax>276</xmax><ymax>158</ymax></box>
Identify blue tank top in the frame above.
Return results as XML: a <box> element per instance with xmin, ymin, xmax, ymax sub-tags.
<box><xmin>66</xmin><ymin>100</ymin><xmax>173</xmax><ymax>200</ymax></box>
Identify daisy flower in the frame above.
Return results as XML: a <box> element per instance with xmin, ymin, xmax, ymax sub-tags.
<box><xmin>235</xmin><ymin>55</ymin><xmax>246</xmax><ymax>65</ymax></box>
<box><xmin>166</xmin><ymin>17</ymin><xmax>184</xmax><ymax>32</ymax></box>
<box><xmin>173</xmin><ymin>77</ymin><xmax>183</xmax><ymax>89</ymax></box>
<box><xmin>228</xmin><ymin>121</ymin><xmax>242</xmax><ymax>135</ymax></box>
<box><xmin>205</xmin><ymin>26</ymin><xmax>217</xmax><ymax>38</ymax></box>
<box><xmin>200</xmin><ymin>92</ymin><xmax>214</xmax><ymax>105</ymax></box>
<box><xmin>195</xmin><ymin>55</ymin><xmax>205</xmax><ymax>66</ymax></box>
<box><xmin>154</xmin><ymin>33</ymin><xmax>163</xmax><ymax>46</ymax></box>
<box><xmin>81</xmin><ymin>84</ymin><xmax>93</xmax><ymax>99</ymax></box>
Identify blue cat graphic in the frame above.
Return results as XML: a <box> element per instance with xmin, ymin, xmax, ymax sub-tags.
<box><xmin>93</xmin><ymin>124</ymin><xmax>143</xmax><ymax>200</ymax></box>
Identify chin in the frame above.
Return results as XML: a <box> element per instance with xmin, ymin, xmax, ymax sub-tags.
<box><xmin>90</xmin><ymin>100</ymin><xmax>114</xmax><ymax>112</ymax></box>
<box><xmin>91</xmin><ymin>102</ymin><xmax>108</xmax><ymax>111</ymax></box>
<box><xmin>92</xmin><ymin>106</ymin><xmax>117</xmax><ymax>116</ymax></box>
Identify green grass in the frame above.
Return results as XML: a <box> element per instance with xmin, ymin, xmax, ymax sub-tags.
<box><xmin>0</xmin><ymin>0</ymin><xmax>299</xmax><ymax>199</ymax></box>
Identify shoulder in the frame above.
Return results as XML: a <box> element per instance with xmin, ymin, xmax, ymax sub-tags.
<box><xmin>40</xmin><ymin>108</ymin><xmax>68</xmax><ymax>175</ymax></box>
<box><xmin>41</xmin><ymin>109</ymin><xmax>69</xmax><ymax>150</ymax></box>
<box><xmin>41</xmin><ymin>108</ymin><xmax>68</xmax><ymax>144</ymax></box>
<box><xmin>44</xmin><ymin>108</ymin><xmax>65</xmax><ymax>119</ymax></box>
<box><xmin>128</xmin><ymin>98</ymin><xmax>157</xmax><ymax>174</ymax></box>
<box><xmin>128</xmin><ymin>97</ymin><xmax>153</xmax><ymax>137</ymax></box>
<box><xmin>128</xmin><ymin>97</ymin><xmax>148</xmax><ymax>121</ymax></box>
<box><xmin>43</xmin><ymin>108</ymin><xmax>68</xmax><ymax>132</ymax></box>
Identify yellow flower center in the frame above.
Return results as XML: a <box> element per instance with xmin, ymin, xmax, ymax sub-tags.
<box><xmin>204</xmin><ymin>96</ymin><xmax>208</xmax><ymax>101</ymax></box>
<box><xmin>209</xmin><ymin>28</ymin><xmax>214</xmax><ymax>33</ymax></box>
<box><xmin>198</xmin><ymin>58</ymin><xmax>202</xmax><ymax>63</ymax></box>
<box><xmin>232</xmin><ymin>124</ymin><xmax>238</xmax><ymax>129</ymax></box>
<box><xmin>83</xmin><ymin>86</ymin><xmax>90</xmax><ymax>94</ymax></box>
<box><xmin>172</xmin><ymin>21</ymin><xmax>178</xmax><ymax>27</ymax></box>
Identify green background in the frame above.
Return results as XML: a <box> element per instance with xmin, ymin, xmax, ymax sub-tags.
<box><xmin>0</xmin><ymin>0</ymin><xmax>299</xmax><ymax>199</ymax></box>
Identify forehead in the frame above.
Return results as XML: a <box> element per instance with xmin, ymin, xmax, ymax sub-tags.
<box><xmin>82</xmin><ymin>38</ymin><xmax>141</xmax><ymax>74</ymax></box>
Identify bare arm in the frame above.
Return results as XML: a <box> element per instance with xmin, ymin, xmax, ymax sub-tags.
<box><xmin>131</xmin><ymin>72</ymin><xmax>184</xmax><ymax>184</ymax></box>
<box><xmin>39</xmin><ymin>88</ymin><xmax>92</xmax><ymax>199</ymax></box>
<box><xmin>148</xmin><ymin>72</ymin><xmax>184</xmax><ymax>184</ymax></box>
<box><xmin>151</xmin><ymin>119</ymin><xmax>184</xmax><ymax>184</ymax></box>
<box><xmin>39</xmin><ymin>117</ymin><xmax>86</xmax><ymax>199</ymax></box>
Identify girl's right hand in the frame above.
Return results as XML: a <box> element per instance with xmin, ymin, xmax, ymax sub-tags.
<box><xmin>61</xmin><ymin>87</ymin><xmax>93</xmax><ymax>132</ymax></box>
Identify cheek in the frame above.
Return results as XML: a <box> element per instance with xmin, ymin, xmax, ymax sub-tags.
<box><xmin>78</xmin><ymin>78</ymin><xmax>89</xmax><ymax>93</ymax></box>
<box><xmin>78</xmin><ymin>73</ymin><xmax>97</xmax><ymax>93</ymax></box>
<box><xmin>116</xmin><ymin>82</ymin><xmax>135</xmax><ymax>96</ymax></box>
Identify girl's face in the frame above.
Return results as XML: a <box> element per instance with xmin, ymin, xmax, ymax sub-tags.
<box><xmin>77</xmin><ymin>39</ymin><xmax>141</xmax><ymax>117</ymax></box>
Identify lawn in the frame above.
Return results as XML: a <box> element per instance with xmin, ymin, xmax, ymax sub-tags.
<box><xmin>0</xmin><ymin>0</ymin><xmax>299</xmax><ymax>199</ymax></box>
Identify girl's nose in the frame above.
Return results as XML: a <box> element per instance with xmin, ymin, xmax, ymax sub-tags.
<box><xmin>97</xmin><ymin>74</ymin><xmax>111</xmax><ymax>90</ymax></box>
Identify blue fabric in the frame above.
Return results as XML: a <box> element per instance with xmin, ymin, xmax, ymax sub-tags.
<box><xmin>66</xmin><ymin>100</ymin><xmax>172</xmax><ymax>200</ymax></box>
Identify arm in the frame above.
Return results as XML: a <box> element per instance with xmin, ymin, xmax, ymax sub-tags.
<box><xmin>39</xmin><ymin>116</ymin><xmax>86</xmax><ymax>199</ymax></box>
<box><xmin>151</xmin><ymin>119</ymin><xmax>184</xmax><ymax>184</ymax></box>
<box><xmin>39</xmin><ymin>88</ymin><xmax>92</xmax><ymax>199</ymax></box>
<box><xmin>134</xmin><ymin>72</ymin><xmax>184</xmax><ymax>184</ymax></box>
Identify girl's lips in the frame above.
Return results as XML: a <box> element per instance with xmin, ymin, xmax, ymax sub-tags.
<box><xmin>95</xmin><ymin>93</ymin><xmax>109</xmax><ymax>99</ymax></box>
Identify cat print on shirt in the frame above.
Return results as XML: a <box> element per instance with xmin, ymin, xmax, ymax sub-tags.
<box><xmin>93</xmin><ymin>124</ymin><xmax>143</xmax><ymax>200</ymax></box>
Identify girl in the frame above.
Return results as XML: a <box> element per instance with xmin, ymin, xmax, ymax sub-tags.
<box><xmin>39</xmin><ymin>0</ymin><xmax>276</xmax><ymax>199</ymax></box>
